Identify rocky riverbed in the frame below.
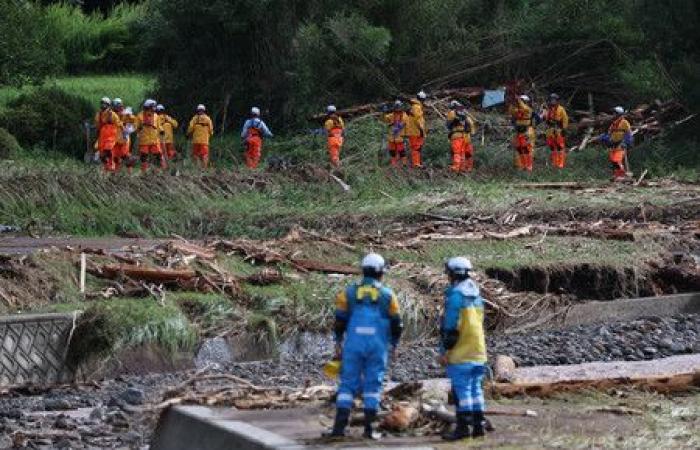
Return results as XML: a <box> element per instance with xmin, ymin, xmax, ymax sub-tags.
<box><xmin>0</xmin><ymin>314</ymin><xmax>698</xmax><ymax>448</ymax></box>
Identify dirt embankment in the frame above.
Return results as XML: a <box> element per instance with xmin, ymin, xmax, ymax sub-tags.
<box><xmin>486</xmin><ymin>260</ymin><xmax>700</xmax><ymax>300</ymax></box>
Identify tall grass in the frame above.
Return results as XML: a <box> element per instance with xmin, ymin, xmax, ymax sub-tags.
<box><xmin>45</xmin><ymin>2</ymin><xmax>146</xmax><ymax>74</ymax></box>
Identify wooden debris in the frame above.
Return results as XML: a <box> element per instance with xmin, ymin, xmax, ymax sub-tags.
<box><xmin>381</xmin><ymin>404</ymin><xmax>419</xmax><ymax>431</ymax></box>
<box><xmin>488</xmin><ymin>371</ymin><xmax>700</xmax><ymax>397</ymax></box>
<box><xmin>167</xmin><ymin>241</ymin><xmax>216</xmax><ymax>260</ymax></box>
<box><xmin>593</xmin><ymin>406</ymin><xmax>644</xmax><ymax>416</ymax></box>
<box><xmin>245</xmin><ymin>267</ymin><xmax>284</xmax><ymax>286</ymax></box>
<box><xmin>92</xmin><ymin>264</ymin><xmax>196</xmax><ymax>283</ymax></box>
<box><xmin>291</xmin><ymin>259</ymin><xmax>361</xmax><ymax>275</ymax></box>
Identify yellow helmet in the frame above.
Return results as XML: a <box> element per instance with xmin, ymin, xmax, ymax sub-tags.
<box><xmin>322</xmin><ymin>359</ymin><xmax>341</xmax><ymax>380</ymax></box>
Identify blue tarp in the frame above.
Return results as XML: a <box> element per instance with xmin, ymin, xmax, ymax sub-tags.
<box><xmin>482</xmin><ymin>89</ymin><xmax>506</xmax><ymax>108</ymax></box>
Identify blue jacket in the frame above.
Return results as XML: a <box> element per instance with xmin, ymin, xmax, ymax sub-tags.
<box><xmin>241</xmin><ymin>118</ymin><xmax>273</xmax><ymax>139</ymax></box>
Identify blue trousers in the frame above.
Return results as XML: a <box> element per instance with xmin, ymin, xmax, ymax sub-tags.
<box><xmin>336</xmin><ymin>345</ymin><xmax>388</xmax><ymax>411</ymax></box>
<box><xmin>447</xmin><ymin>362</ymin><xmax>486</xmax><ymax>413</ymax></box>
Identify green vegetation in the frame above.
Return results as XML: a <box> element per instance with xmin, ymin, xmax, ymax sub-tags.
<box><xmin>44</xmin><ymin>2</ymin><xmax>146</xmax><ymax>74</ymax></box>
<box><xmin>0</xmin><ymin>86</ymin><xmax>94</xmax><ymax>158</ymax></box>
<box><xmin>0</xmin><ymin>127</ymin><xmax>21</xmax><ymax>158</ymax></box>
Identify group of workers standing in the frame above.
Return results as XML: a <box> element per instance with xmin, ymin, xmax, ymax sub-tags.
<box><xmin>94</xmin><ymin>90</ymin><xmax>633</xmax><ymax>180</ymax></box>
<box><xmin>94</xmin><ymin>98</ymin><xmax>272</xmax><ymax>173</ymax></box>
<box><xmin>327</xmin><ymin>253</ymin><xmax>487</xmax><ymax>441</ymax></box>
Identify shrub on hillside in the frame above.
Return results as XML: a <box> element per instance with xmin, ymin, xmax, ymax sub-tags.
<box><xmin>0</xmin><ymin>0</ymin><xmax>64</xmax><ymax>86</ymax></box>
<box><xmin>1</xmin><ymin>87</ymin><xmax>94</xmax><ymax>158</ymax></box>
<box><xmin>0</xmin><ymin>127</ymin><xmax>22</xmax><ymax>159</ymax></box>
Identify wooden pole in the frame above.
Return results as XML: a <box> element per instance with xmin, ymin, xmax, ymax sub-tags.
<box><xmin>80</xmin><ymin>253</ymin><xmax>86</xmax><ymax>294</ymax></box>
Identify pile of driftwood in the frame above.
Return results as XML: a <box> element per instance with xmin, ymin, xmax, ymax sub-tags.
<box><xmin>74</xmin><ymin>236</ymin><xmax>360</xmax><ymax>302</ymax></box>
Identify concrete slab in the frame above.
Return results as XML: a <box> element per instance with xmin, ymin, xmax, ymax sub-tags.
<box><xmin>151</xmin><ymin>405</ymin><xmax>439</xmax><ymax>449</ymax></box>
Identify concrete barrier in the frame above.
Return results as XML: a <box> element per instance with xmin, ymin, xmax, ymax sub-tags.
<box><xmin>152</xmin><ymin>406</ymin><xmax>304</xmax><ymax>450</ymax></box>
<box><xmin>152</xmin><ymin>406</ymin><xmax>436</xmax><ymax>450</ymax></box>
<box><xmin>0</xmin><ymin>312</ymin><xmax>78</xmax><ymax>387</ymax></box>
<box><xmin>563</xmin><ymin>292</ymin><xmax>700</xmax><ymax>328</ymax></box>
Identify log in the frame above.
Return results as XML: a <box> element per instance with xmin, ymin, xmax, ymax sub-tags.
<box><xmin>94</xmin><ymin>264</ymin><xmax>196</xmax><ymax>283</ymax></box>
<box><xmin>168</xmin><ymin>241</ymin><xmax>216</xmax><ymax>260</ymax></box>
<box><xmin>488</xmin><ymin>371</ymin><xmax>700</xmax><ymax>397</ymax></box>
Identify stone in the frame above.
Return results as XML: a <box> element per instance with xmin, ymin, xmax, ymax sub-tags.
<box><xmin>120</xmin><ymin>387</ymin><xmax>145</xmax><ymax>406</ymax></box>
<box><xmin>642</xmin><ymin>347</ymin><xmax>658</xmax><ymax>355</ymax></box>
<box><xmin>43</xmin><ymin>398</ymin><xmax>72</xmax><ymax>411</ymax></box>
<box><xmin>493</xmin><ymin>355</ymin><xmax>517</xmax><ymax>382</ymax></box>
<box><xmin>89</xmin><ymin>407</ymin><xmax>105</xmax><ymax>421</ymax></box>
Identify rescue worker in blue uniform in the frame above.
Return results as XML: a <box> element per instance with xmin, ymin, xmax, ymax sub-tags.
<box><xmin>439</xmin><ymin>256</ymin><xmax>488</xmax><ymax>440</ymax></box>
<box><xmin>328</xmin><ymin>253</ymin><xmax>403</xmax><ymax>439</ymax></box>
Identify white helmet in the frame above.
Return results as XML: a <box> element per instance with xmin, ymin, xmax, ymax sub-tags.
<box><xmin>124</xmin><ymin>107</ymin><xmax>133</xmax><ymax>115</ymax></box>
<box><xmin>251</xmin><ymin>106</ymin><xmax>261</xmax><ymax>116</ymax></box>
<box><xmin>327</xmin><ymin>105</ymin><xmax>337</xmax><ymax>113</ymax></box>
<box><xmin>196</xmin><ymin>104</ymin><xmax>206</xmax><ymax>111</ymax></box>
<box><xmin>144</xmin><ymin>99</ymin><xmax>156</xmax><ymax>108</ymax></box>
<box><xmin>417</xmin><ymin>90</ymin><xmax>427</xmax><ymax>100</ymax></box>
<box><xmin>613</xmin><ymin>106</ymin><xmax>625</xmax><ymax>115</ymax></box>
<box><xmin>156</xmin><ymin>104</ymin><xmax>165</xmax><ymax>112</ymax></box>
<box><xmin>101</xmin><ymin>97</ymin><xmax>111</xmax><ymax>105</ymax></box>
<box><xmin>449</xmin><ymin>100</ymin><xmax>461</xmax><ymax>109</ymax></box>
<box><xmin>361</xmin><ymin>253</ymin><xmax>386</xmax><ymax>274</ymax></box>
<box><xmin>519</xmin><ymin>95</ymin><xmax>530</xmax><ymax>102</ymax></box>
<box><xmin>445</xmin><ymin>256</ymin><xmax>473</xmax><ymax>276</ymax></box>
<box><xmin>112</xmin><ymin>98</ymin><xmax>123</xmax><ymax>107</ymax></box>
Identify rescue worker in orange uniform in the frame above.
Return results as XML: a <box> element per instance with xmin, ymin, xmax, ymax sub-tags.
<box><xmin>112</xmin><ymin>99</ymin><xmax>137</xmax><ymax>173</ymax></box>
<box><xmin>157</xmin><ymin>104</ymin><xmax>179</xmax><ymax>161</ymax></box>
<box><xmin>134</xmin><ymin>99</ymin><xmax>163</xmax><ymax>173</ymax></box>
<box><xmin>241</xmin><ymin>107</ymin><xmax>273</xmax><ymax>169</ymax></box>
<box><xmin>324</xmin><ymin>105</ymin><xmax>345</xmax><ymax>168</ymax></box>
<box><xmin>187</xmin><ymin>104</ymin><xmax>214</xmax><ymax>169</ymax></box>
<box><xmin>541</xmin><ymin>93</ymin><xmax>569</xmax><ymax>169</ymax></box>
<box><xmin>599</xmin><ymin>106</ymin><xmax>633</xmax><ymax>181</ymax></box>
<box><xmin>510</xmin><ymin>95</ymin><xmax>540</xmax><ymax>172</ymax></box>
<box><xmin>405</xmin><ymin>91</ymin><xmax>428</xmax><ymax>168</ymax></box>
<box><xmin>446</xmin><ymin>101</ymin><xmax>477</xmax><ymax>173</ymax></box>
<box><xmin>381</xmin><ymin>101</ymin><xmax>409</xmax><ymax>167</ymax></box>
<box><xmin>94</xmin><ymin>97</ymin><xmax>122</xmax><ymax>172</ymax></box>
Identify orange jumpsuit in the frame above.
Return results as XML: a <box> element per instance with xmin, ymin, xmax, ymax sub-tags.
<box><xmin>606</xmin><ymin>116</ymin><xmax>632</xmax><ymax>179</ymax></box>
<box><xmin>405</xmin><ymin>99</ymin><xmax>427</xmax><ymax>168</ymax></box>
<box><xmin>94</xmin><ymin>109</ymin><xmax>121</xmax><ymax>172</ymax></box>
<box><xmin>510</xmin><ymin>99</ymin><xmax>537</xmax><ymax>172</ymax></box>
<box><xmin>113</xmin><ymin>109</ymin><xmax>136</xmax><ymax>172</ymax></box>
<box><xmin>135</xmin><ymin>110</ymin><xmax>163</xmax><ymax>172</ymax></box>
<box><xmin>159</xmin><ymin>114</ymin><xmax>179</xmax><ymax>160</ymax></box>
<box><xmin>447</xmin><ymin>111</ymin><xmax>476</xmax><ymax>172</ymax></box>
<box><xmin>324</xmin><ymin>114</ymin><xmax>345</xmax><ymax>167</ymax></box>
<box><xmin>382</xmin><ymin>111</ymin><xmax>408</xmax><ymax>167</ymax></box>
<box><xmin>187</xmin><ymin>114</ymin><xmax>214</xmax><ymax>167</ymax></box>
<box><xmin>543</xmin><ymin>104</ymin><xmax>569</xmax><ymax>168</ymax></box>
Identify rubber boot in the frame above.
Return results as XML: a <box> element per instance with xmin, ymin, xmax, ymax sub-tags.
<box><xmin>324</xmin><ymin>407</ymin><xmax>350</xmax><ymax>437</ymax></box>
<box><xmin>472</xmin><ymin>411</ymin><xmax>486</xmax><ymax>438</ymax></box>
<box><xmin>363</xmin><ymin>409</ymin><xmax>379</xmax><ymax>439</ymax></box>
<box><xmin>442</xmin><ymin>411</ymin><xmax>471</xmax><ymax>441</ymax></box>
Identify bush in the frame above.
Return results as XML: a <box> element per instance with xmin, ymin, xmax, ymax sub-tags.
<box><xmin>1</xmin><ymin>87</ymin><xmax>94</xmax><ymax>158</ymax></box>
<box><xmin>45</xmin><ymin>2</ymin><xmax>146</xmax><ymax>74</ymax></box>
<box><xmin>0</xmin><ymin>0</ymin><xmax>64</xmax><ymax>86</ymax></box>
<box><xmin>0</xmin><ymin>127</ymin><xmax>21</xmax><ymax>159</ymax></box>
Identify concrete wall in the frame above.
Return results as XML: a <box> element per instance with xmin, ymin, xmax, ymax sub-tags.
<box><xmin>0</xmin><ymin>312</ymin><xmax>78</xmax><ymax>387</ymax></box>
